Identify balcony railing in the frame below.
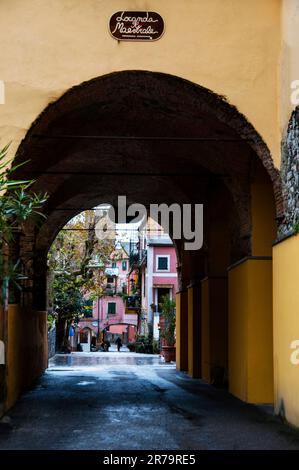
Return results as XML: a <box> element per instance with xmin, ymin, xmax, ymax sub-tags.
<box><xmin>105</xmin><ymin>267</ymin><xmax>119</xmax><ymax>276</ymax></box>
<box><xmin>129</xmin><ymin>251</ymin><xmax>139</xmax><ymax>268</ymax></box>
<box><xmin>125</xmin><ymin>295</ymin><xmax>141</xmax><ymax>315</ymax></box>
<box><xmin>105</xmin><ymin>288</ymin><xmax>115</xmax><ymax>295</ymax></box>
<box><xmin>129</xmin><ymin>249</ymin><xmax>147</xmax><ymax>268</ymax></box>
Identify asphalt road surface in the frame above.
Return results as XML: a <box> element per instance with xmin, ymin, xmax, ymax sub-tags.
<box><xmin>0</xmin><ymin>352</ymin><xmax>299</xmax><ymax>450</ymax></box>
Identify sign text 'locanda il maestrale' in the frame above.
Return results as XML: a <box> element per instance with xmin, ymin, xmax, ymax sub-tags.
<box><xmin>109</xmin><ymin>11</ymin><xmax>164</xmax><ymax>41</ymax></box>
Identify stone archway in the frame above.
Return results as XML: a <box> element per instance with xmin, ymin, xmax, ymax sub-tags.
<box><xmin>4</xmin><ymin>70</ymin><xmax>282</xmax><ymax>411</ymax></box>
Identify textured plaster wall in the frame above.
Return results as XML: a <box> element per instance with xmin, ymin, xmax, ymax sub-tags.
<box><xmin>280</xmin><ymin>0</ymin><xmax>299</xmax><ymax>136</ymax></box>
<box><xmin>273</xmin><ymin>235</ymin><xmax>299</xmax><ymax>427</ymax></box>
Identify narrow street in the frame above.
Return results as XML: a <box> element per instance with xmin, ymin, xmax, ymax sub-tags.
<box><xmin>0</xmin><ymin>352</ymin><xmax>299</xmax><ymax>450</ymax></box>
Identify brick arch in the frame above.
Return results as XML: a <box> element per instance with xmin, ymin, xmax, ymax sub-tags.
<box><xmin>12</xmin><ymin>70</ymin><xmax>283</xmax><ymax>309</ymax></box>
<box><xmin>15</xmin><ymin>70</ymin><xmax>283</xmax><ymax>222</ymax></box>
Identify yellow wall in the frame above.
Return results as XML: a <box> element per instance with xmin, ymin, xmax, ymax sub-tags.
<box><xmin>188</xmin><ymin>284</ymin><xmax>201</xmax><ymax>378</ymax></box>
<box><xmin>0</xmin><ymin>0</ymin><xmax>281</xmax><ymax>166</ymax></box>
<box><xmin>6</xmin><ymin>305</ymin><xmax>22</xmax><ymax>410</ymax></box>
<box><xmin>229</xmin><ymin>259</ymin><xmax>274</xmax><ymax>403</ymax></box>
<box><xmin>228</xmin><ymin>265</ymin><xmax>248</xmax><ymax>401</ymax></box>
<box><xmin>187</xmin><ymin>286</ymin><xmax>194</xmax><ymax>376</ymax></box>
<box><xmin>251</xmin><ymin>166</ymin><xmax>277</xmax><ymax>257</ymax></box>
<box><xmin>6</xmin><ymin>305</ymin><xmax>48</xmax><ymax>410</ymax></box>
<box><xmin>201</xmin><ymin>279</ymin><xmax>211</xmax><ymax>382</ymax></box>
<box><xmin>273</xmin><ymin>235</ymin><xmax>299</xmax><ymax>427</ymax></box>
<box><xmin>280</xmin><ymin>0</ymin><xmax>299</xmax><ymax>134</ymax></box>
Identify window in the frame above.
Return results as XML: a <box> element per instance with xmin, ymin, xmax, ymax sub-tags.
<box><xmin>122</xmin><ymin>260</ymin><xmax>127</xmax><ymax>271</ymax></box>
<box><xmin>107</xmin><ymin>276</ymin><xmax>114</xmax><ymax>283</ymax></box>
<box><xmin>82</xmin><ymin>299</ymin><xmax>93</xmax><ymax>318</ymax></box>
<box><xmin>111</xmin><ymin>261</ymin><xmax>116</xmax><ymax>268</ymax></box>
<box><xmin>107</xmin><ymin>302</ymin><xmax>116</xmax><ymax>314</ymax></box>
<box><xmin>156</xmin><ymin>255</ymin><xmax>169</xmax><ymax>271</ymax></box>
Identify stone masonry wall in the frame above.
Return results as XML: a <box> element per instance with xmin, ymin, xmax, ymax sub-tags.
<box><xmin>280</xmin><ymin>107</ymin><xmax>299</xmax><ymax>237</ymax></box>
<box><xmin>48</xmin><ymin>325</ymin><xmax>56</xmax><ymax>359</ymax></box>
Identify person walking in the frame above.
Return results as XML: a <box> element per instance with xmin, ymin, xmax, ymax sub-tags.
<box><xmin>115</xmin><ymin>336</ymin><xmax>122</xmax><ymax>352</ymax></box>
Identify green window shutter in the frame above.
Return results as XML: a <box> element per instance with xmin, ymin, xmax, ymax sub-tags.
<box><xmin>122</xmin><ymin>260</ymin><xmax>127</xmax><ymax>270</ymax></box>
<box><xmin>108</xmin><ymin>302</ymin><xmax>116</xmax><ymax>314</ymax></box>
<box><xmin>158</xmin><ymin>257</ymin><xmax>168</xmax><ymax>270</ymax></box>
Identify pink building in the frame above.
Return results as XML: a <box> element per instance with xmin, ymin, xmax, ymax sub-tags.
<box><xmin>77</xmin><ymin>247</ymin><xmax>138</xmax><ymax>351</ymax></box>
<box><xmin>134</xmin><ymin>219</ymin><xmax>178</xmax><ymax>339</ymax></box>
<box><xmin>142</xmin><ymin>239</ymin><xmax>178</xmax><ymax>339</ymax></box>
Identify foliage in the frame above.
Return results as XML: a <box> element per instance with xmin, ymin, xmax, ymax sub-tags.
<box><xmin>127</xmin><ymin>342</ymin><xmax>136</xmax><ymax>352</ymax></box>
<box><xmin>47</xmin><ymin>313</ymin><xmax>56</xmax><ymax>331</ymax></box>
<box><xmin>0</xmin><ymin>144</ymin><xmax>47</xmax><ymax>303</ymax></box>
<box><xmin>53</xmin><ymin>273</ymin><xmax>86</xmax><ymax>323</ymax></box>
<box><xmin>131</xmin><ymin>283</ymin><xmax>139</xmax><ymax>295</ymax></box>
<box><xmin>82</xmin><ymin>299</ymin><xmax>93</xmax><ymax>318</ymax></box>
<box><xmin>48</xmin><ymin>210</ymin><xmax>115</xmax><ymax>348</ymax></box>
<box><xmin>127</xmin><ymin>336</ymin><xmax>159</xmax><ymax>356</ymax></box>
<box><xmin>152</xmin><ymin>339</ymin><xmax>160</xmax><ymax>354</ymax></box>
<box><xmin>119</xmin><ymin>292</ymin><xmax>129</xmax><ymax>301</ymax></box>
<box><xmin>135</xmin><ymin>334</ymin><xmax>154</xmax><ymax>354</ymax></box>
<box><xmin>159</xmin><ymin>295</ymin><xmax>176</xmax><ymax>346</ymax></box>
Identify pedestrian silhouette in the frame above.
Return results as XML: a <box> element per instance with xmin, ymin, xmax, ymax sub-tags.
<box><xmin>115</xmin><ymin>337</ymin><xmax>122</xmax><ymax>352</ymax></box>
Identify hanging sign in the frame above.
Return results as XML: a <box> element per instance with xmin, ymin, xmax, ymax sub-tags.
<box><xmin>109</xmin><ymin>11</ymin><xmax>164</xmax><ymax>41</ymax></box>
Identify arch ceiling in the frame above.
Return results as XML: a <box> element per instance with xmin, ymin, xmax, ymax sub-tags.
<box><xmin>13</xmin><ymin>71</ymin><xmax>282</xmax><ymax>251</ymax></box>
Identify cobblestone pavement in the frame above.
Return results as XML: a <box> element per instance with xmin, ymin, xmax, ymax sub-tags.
<box><xmin>0</xmin><ymin>352</ymin><xmax>299</xmax><ymax>450</ymax></box>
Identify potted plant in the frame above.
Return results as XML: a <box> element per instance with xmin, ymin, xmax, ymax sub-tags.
<box><xmin>127</xmin><ymin>341</ymin><xmax>136</xmax><ymax>352</ymax></box>
<box><xmin>159</xmin><ymin>295</ymin><xmax>176</xmax><ymax>363</ymax></box>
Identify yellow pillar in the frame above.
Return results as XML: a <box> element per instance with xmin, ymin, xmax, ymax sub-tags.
<box><xmin>201</xmin><ymin>277</ymin><xmax>228</xmax><ymax>384</ymax></box>
<box><xmin>273</xmin><ymin>235</ymin><xmax>299</xmax><ymax>427</ymax></box>
<box><xmin>6</xmin><ymin>305</ymin><xmax>22</xmax><ymax>410</ymax></box>
<box><xmin>176</xmin><ymin>290</ymin><xmax>188</xmax><ymax>371</ymax></box>
<box><xmin>6</xmin><ymin>306</ymin><xmax>48</xmax><ymax>411</ymax></box>
<box><xmin>228</xmin><ymin>258</ymin><xmax>273</xmax><ymax>404</ymax></box>
<box><xmin>188</xmin><ymin>284</ymin><xmax>201</xmax><ymax>378</ymax></box>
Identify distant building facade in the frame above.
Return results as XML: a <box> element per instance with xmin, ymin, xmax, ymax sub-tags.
<box><xmin>76</xmin><ymin>246</ymin><xmax>138</xmax><ymax>351</ymax></box>
<box><xmin>128</xmin><ymin>219</ymin><xmax>178</xmax><ymax>340</ymax></box>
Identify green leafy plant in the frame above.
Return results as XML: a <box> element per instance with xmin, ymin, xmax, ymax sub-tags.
<box><xmin>127</xmin><ymin>342</ymin><xmax>136</xmax><ymax>352</ymax></box>
<box><xmin>152</xmin><ymin>339</ymin><xmax>160</xmax><ymax>354</ymax></box>
<box><xmin>134</xmin><ymin>334</ymin><xmax>154</xmax><ymax>354</ymax></box>
<box><xmin>131</xmin><ymin>283</ymin><xmax>139</xmax><ymax>295</ymax></box>
<box><xmin>0</xmin><ymin>144</ymin><xmax>48</xmax><ymax>304</ymax></box>
<box><xmin>48</xmin><ymin>210</ymin><xmax>116</xmax><ymax>350</ymax></box>
<box><xmin>120</xmin><ymin>292</ymin><xmax>129</xmax><ymax>301</ymax></box>
<box><xmin>47</xmin><ymin>313</ymin><xmax>56</xmax><ymax>331</ymax></box>
<box><xmin>159</xmin><ymin>295</ymin><xmax>176</xmax><ymax>346</ymax></box>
